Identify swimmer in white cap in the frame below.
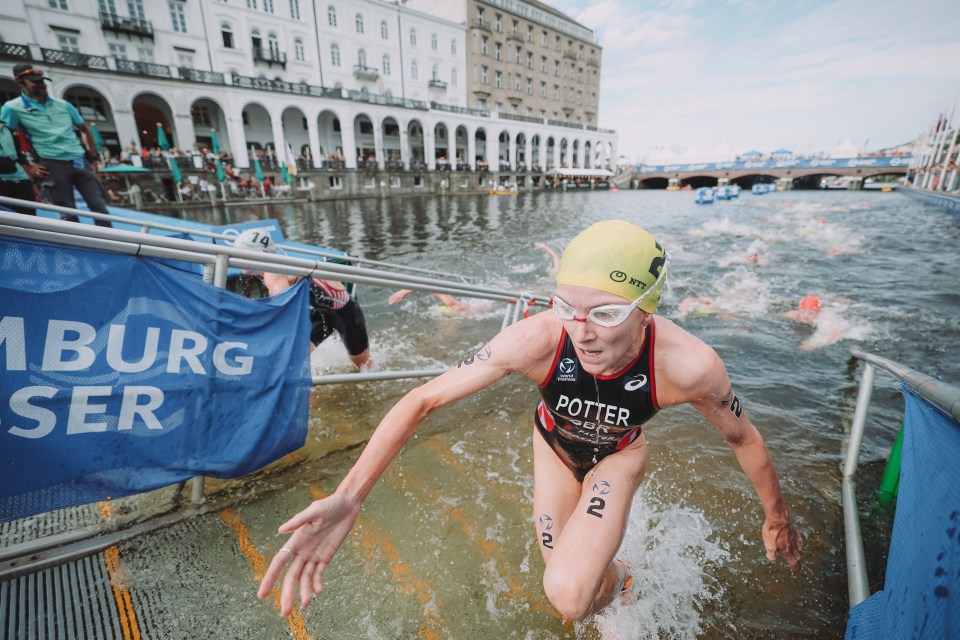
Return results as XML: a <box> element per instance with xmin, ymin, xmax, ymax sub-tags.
<box><xmin>258</xmin><ymin>220</ymin><xmax>802</xmax><ymax>620</ymax></box>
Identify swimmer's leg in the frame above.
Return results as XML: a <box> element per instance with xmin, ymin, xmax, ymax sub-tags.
<box><xmin>532</xmin><ymin>429</ymin><xmax>647</xmax><ymax>620</ymax></box>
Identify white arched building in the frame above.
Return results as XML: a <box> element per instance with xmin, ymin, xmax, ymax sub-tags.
<box><xmin>0</xmin><ymin>0</ymin><xmax>616</xmax><ymax>174</ymax></box>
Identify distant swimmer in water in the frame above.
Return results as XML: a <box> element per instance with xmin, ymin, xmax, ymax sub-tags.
<box><xmin>783</xmin><ymin>295</ymin><xmax>821</xmax><ymax>324</ymax></box>
<box><xmin>783</xmin><ymin>295</ymin><xmax>850</xmax><ymax>351</ymax></box>
<box><xmin>534</xmin><ymin>241</ymin><xmax>561</xmax><ymax>276</ymax></box>
<box><xmin>258</xmin><ymin>220</ymin><xmax>802</xmax><ymax>621</ymax></box>
<box><xmin>388</xmin><ymin>288</ymin><xmax>471</xmax><ymax>314</ymax></box>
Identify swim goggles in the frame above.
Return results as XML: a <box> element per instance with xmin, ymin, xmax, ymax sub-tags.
<box><xmin>552</xmin><ymin>255</ymin><xmax>668</xmax><ymax>328</ymax></box>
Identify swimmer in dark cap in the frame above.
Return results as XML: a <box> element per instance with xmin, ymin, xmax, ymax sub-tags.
<box><xmin>259</xmin><ymin>220</ymin><xmax>803</xmax><ymax>621</ymax></box>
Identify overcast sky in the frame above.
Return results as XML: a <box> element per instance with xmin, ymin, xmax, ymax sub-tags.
<box><xmin>551</xmin><ymin>0</ymin><xmax>960</xmax><ymax>160</ymax></box>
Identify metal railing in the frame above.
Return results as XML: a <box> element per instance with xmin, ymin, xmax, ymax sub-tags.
<box><xmin>99</xmin><ymin>10</ymin><xmax>153</xmax><ymax>38</ymax></box>
<box><xmin>842</xmin><ymin>349</ymin><xmax>960</xmax><ymax>607</ymax></box>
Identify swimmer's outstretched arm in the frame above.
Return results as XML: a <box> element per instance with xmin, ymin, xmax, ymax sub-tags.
<box><xmin>663</xmin><ymin>334</ymin><xmax>803</xmax><ymax>571</ymax></box>
<box><xmin>257</xmin><ymin>314</ymin><xmax>555</xmax><ymax>616</ymax></box>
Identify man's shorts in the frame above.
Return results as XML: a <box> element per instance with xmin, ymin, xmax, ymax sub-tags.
<box><xmin>310</xmin><ymin>297</ymin><xmax>369</xmax><ymax>356</ymax></box>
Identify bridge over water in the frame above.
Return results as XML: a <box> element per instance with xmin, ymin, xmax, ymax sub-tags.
<box><xmin>634</xmin><ymin>156</ymin><xmax>912</xmax><ymax>189</ymax></box>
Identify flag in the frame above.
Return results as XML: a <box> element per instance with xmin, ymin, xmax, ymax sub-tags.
<box><xmin>211</xmin><ymin>129</ymin><xmax>221</xmax><ymax>155</ymax></box>
<box><xmin>156</xmin><ymin>123</ymin><xmax>170</xmax><ymax>150</ymax></box>
<box><xmin>285</xmin><ymin>142</ymin><xmax>298</xmax><ymax>178</ymax></box>
<box><xmin>90</xmin><ymin>123</ymin><xmax>104</xmax><ymax>153</ymax></box>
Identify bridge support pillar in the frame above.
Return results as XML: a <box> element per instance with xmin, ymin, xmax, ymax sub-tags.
<box><xmin>779</xmin><ymin>177</ymin><xmax>793</xmax><ymax>191</ymax></box>
<box><xmin>847</xmin><ymin>177</ymin><xmax>863</xmax><ymax>191</ymax></box>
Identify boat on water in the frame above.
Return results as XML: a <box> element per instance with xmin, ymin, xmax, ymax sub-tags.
<box><xmin>695</xmin><ymin>186</ymin><xmax>714</xmax><ymax>204</ymax></box>
<box><xmin>487</xmin><ymin>186</ymin><xmax>519</xmax><ymax>195</ymax></box>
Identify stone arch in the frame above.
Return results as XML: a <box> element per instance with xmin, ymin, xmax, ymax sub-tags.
<box><xmin>131</xmin><ymin>92</ymin><xmax>175</xmax><ymax>151</ymax></box>
<box><xmin>242</xmin><ymin>102</ymin><xmax>276</xmax><ymax>166</ymax></box>
<box><xmin>190</xmin><ymin>97</ymin><xmax>230</xmax><ymax>154</ymax></box>
<box><xmin>281</xmin><ymin>105</ymin><xmax>309</xmax><ymax>163</ymax></box>
<box><xmin>317</xmin><ymin>108</ymin><xmax>344</xmax><ymax>166</ymax></box>
<box><xmin>474</xmin><ymin>127</ymin><xmax>488</xmax><ymax>170</ymax></box>
<box><xmin>407</xmin><ymin>118</ymin><xmax>425</xmax><ymax>168</ymax></box>
<box><xmin>354</xmin><ymin>113</ymin><xmax>375</xmax><ymax>166</ymax></box>
<box><xmin>62</xmin><ymin>84</ymin><xmax>120</xmax><ymax>156</ymax></box>
<box><xmin>433</xmin><ymin>121</ymin><xmax>449</xmax><ymax>163</ymax></box>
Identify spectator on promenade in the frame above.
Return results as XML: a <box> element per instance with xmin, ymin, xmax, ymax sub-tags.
<box><xmin>0</xmin><ymin>119</ymin><xmax>40</xmax><ymax>215</ymax></box>
<box><xmin>0</xmin><ymin>64</ymin><xmax>111</xmax><ymax>227</ymax></box>
<box><xmin>234</xmin><ymin>229</ymin><xmax>372</xmax><ymax>369</ymax></box>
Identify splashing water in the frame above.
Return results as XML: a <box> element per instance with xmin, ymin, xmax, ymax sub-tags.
<box><xmin>576</xmin><ymin>482</ymin><xmax>729</xmax><ymax>640</ymax></box>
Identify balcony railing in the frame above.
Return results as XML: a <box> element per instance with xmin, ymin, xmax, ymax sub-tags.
<box><xmin>41</xmin><ymin>48</ymin><xmax>108</xmax><ymax>71</ymax></box>
<box><xmin>178</xmin><ymin>67</ymin><xmax>225</xmax><ymax>85</ymax></box>
<box><xmin>430</xmin><ymin>102</ymin><xmax>489</xmax><ymax>118</ymax></box>
<box><xmin>253</xmin><ymin>48</ymin><xmax>287</xmax><ymax>67</ymax></box>
<box><xmin>353</xmin><ymin>64</ymin><xmax>379</xmax><ymax>81</ymax></box>
<box><xmin>499</xmin><ymin>113</ymin><xmax>543</xmax><ymax>124</ymax></box>
<box><xmin>115</xmin><ymin>58</ymin><xmax>172</xmax><ymax>78</ymax></box>
<box><xmin>99</xmin><ymin>11</ymin><xmax>153</xmax><ymax>38</ymax></box>
<box><xmin>0</xmin><ymin>42</ymin><xmax>32</xmax><ymax>60</ymax></box>
<box><xmin>347</xmin><ymin>90</ymin><xmax>426</xmax><ymax>111</ymax></box>
<box><xmin>428</xmin><ymin>79</ymin><xmax>447</xmax><ymax>89</ymax></box>
<box><xmin>507</xmin><ymin>32</ymin><xmax>523</xmax><ymax>42</ymax></box>
<box><xmin>586</xmin><ymin>56</ymin><xmax>599</xmax><ymax>68</ymax></box>
<box><xmin>230</xmin><ymin>73</ymin><xmax>339</xmax><ymax>98</ymax></box>
<box><xmin>547</xmin><ymin>119</ymin><xmax>584</xmax><ymax>130</ymax></box>
<box><xmin>472</xmin><ymin>19</ymin><xmax>491</xmax><ymax>32</ymax></box>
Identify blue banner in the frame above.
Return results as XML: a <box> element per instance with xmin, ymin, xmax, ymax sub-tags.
<box><xmin>0</xmin><ymin>237</ymin><xmax>312</xmax><ymax>522</ymax></box>
<box><xmin>637</xmin><ymin>155</ymin><xmax>914</xmax><ymax>174</ymax></box>
<box><xmin>846</xmin><ymin>388</ymin><xmax>960</xmax><ymax>638</ymax></box>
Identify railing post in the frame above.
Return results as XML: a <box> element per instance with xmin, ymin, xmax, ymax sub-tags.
<box><xmin>842</xmin><ymin>361</ymin><xmax>875</xmax><ymax>607</ymax></box>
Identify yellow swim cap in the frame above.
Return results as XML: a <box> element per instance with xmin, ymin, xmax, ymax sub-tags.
<box><xmin>556</xmin><ymin>220</ymin><xmax>668</xmax><ymax>312</ymax></box>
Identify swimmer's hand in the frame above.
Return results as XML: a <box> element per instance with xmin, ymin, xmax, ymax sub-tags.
<box><xmin>763</xmin><ymin>517</ymin><xmax>803</xmax><ymax>571</ymax></box>
<box><xmin>257</xmin><ymin>492</ymin><xmax>361</xmax><ymax>616</ymax></box>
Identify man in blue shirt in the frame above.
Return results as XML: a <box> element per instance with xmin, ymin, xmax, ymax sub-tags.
<box><xmin>0</xmin><ymin>120</ymin><xmax>38</xmax><ymax>215</ymax></box>
<box><xmin>0</xmin><ymin>63</ymin><xmax>111</xmax><ymax>226</ymax></box>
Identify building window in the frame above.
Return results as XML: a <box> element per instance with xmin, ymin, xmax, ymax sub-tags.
<box><xmin>431</xmin><ymin>64</ymin><xmax>438</xmax><ymax>80</ymax></box>
<box><xmin>327</xmin><ymin>5</ymin><xmax>336</xmax><ymax>26</ymax></box>
<box><xmin>382</xmin><ymin>54</ymin><xmax>391</xmax><ymax>75</ymax></box>
<box><xmin>409</xmin><ymin>28</ymin><xmax>416</xmax><ymax>45</ymax></box>
<box><xmin>357</xmin><ymin>49</ymin><xmax>366</xmax><ymax>67</ymax></box>
<box><xmin>526</xmin><ymin>77</ymin><xmax>532</xmax><ymax>94</ymax></box>
<box><xmin>495</xmin><ymin>13</ymin><xmax>501</xmax><ymax>31</ymax></box>
<box><xmin>411</xmin><ymin>60</ymin><xmax>418</xmax><ymax>80</ymax></box>
<box><xmin>138</xmin><ymin>47</ymin><xmax>154</xmax><ymax>62</ymax></box>
<box><xmin>553</xmin><ymin>84</ymin><xmax>559</xmax><ymax>100</ymax></box>
<box><xmin>526</xmin><ymin>51</ymin><xmax>533</xmax><ymax>69</ymax></box>
<box><xmin>221</xmin><ymin>23</ymin><xmax>234</xmax><ymax>48</ymax></box>
<box><xmin>451</xmin><ymin>69</ymin><xmax>457</xmax><ymax>86</ymax></box>
<box><xmin>451</xmin><ymin>38</ymin><xmax>457</xmax><ymax>55</ymax></box>
<box><xmin>481</xmin><ymin>65</ymin><xmax>488</xmax><ymax>84</ymax></box>
<box><xmin>494</xmin><ymin>42</ymin><xmax>501</xmax><ymax>60</ymax></box>
<box><xmin>263</xmin><ymin>0</ymin><xmax>274</xmax><ymax>12</ymax></box>
<box><xmin>541</xmin><ymin>30</ymin><xmax>546</xmax><ymax>46</ymax></box>
<box><xmin>514</xmin><ymin>74</ymin><xmax>521</xmax><ymax>90</ymax></box>
<box><xmin>555</xmin><ymin>35</ymin><xmax>560</xmax><ymax>51</ymax></box>
<box><xmin>100</xmin><ymin>0</ymin><xmax>116</xmax><ymax>14</ymax></box>
<box><xmin>540</xmin><ymin>56</ymin><xmax>546</xmax><ymax>72</ymax></box>
<box><xmin>539</xmin><ymin>81</ymin><xmax>545</xmax><ymax>97</ymax></box>
<box><xmin>49</xmin><ymin>0</ymin><xmax>68</xmax><ymax>9</ymax></box>
<box><xmin>554</xmin><ymin>60</ymin><xmax>560</xmax><ymax>76</ymax></box>
<box><xmin>431</xmin><ymin>33</ymin><xmax>437</xmax><ymax>50</ymax></box>
<box><xmin>289</xmin><ymin>0</ymin><xmax>300</xmax><ymax>19</ymax></box>
<box><xmin>478</xmin><ymin>99</ymin><xmax>486</xmax><ymax>110</ymax></box>
<box><xmin>294</xmin><ymin>38</ymin><xmax>305</xmax><ymax>61</ymax></box>
<box><xmin>494</xmin><ymin>70</ymin><xmax>501</xmax><ymax>88</ymax></box>
<box><xmin>475</xmin><ymin>7</ymin><xmax>484</xmax><ymax>26</ymax></box>
<box><xmin>380</xmin><ymin>20</ymin><xmax>388</xmax><ymax>39</ymax></box>
<box><xmin>331</xmin><ymin>44</ymin><xmax>340</xmax><ymax>66</ymax></box>
<box><xmin>128</xmin><ymin>0</ymin><xmax>145</xmax><ymax>20</ymax></box>
<box><xmin>527</xmin><ymin>25</ymin><xmax>533</xmax><ymax>42</ymax></box>
<box><xmin>247</xmin><ymin>0</ymin><xmax>256</xmax><ymax>7</ymax></box>
<box><xmin>355</xmin><ymin>13</ymin><xmax>363</xmax><ymax>34</ymax></box>
<box><xmin>178</xmin><ymin>52</ymin><xmax>194</xmax><ymax>66</ymax></box>
<box><xmin>109</xmin><ymin>43</ymin><xmax>128</xmax><ymax>60</ymax></box>
<box><xmin>169</xmin><ymin>1</ymin><xmax>186</xmax><ymax>32</ymax></box>
<box><xmin>481</xmin><ymin>37</ymin><xmax>488</xmax><ymax>56</ymax></box>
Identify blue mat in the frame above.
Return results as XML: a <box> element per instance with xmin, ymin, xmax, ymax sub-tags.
<box><xmin>846</xmin><ymin>388</ymin><xmax>960</xmax><ymax>638</ymax></box>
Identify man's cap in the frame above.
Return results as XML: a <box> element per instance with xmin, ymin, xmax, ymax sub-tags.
<box><xmin>233</xmin><ymin>228</ymin><xmax>278</xmax><ymax>254</ymax></box>
<box><xmin>13</xmin><ymin>64</ymin><xmax>51</xmax><ymax>82</ymax></box>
